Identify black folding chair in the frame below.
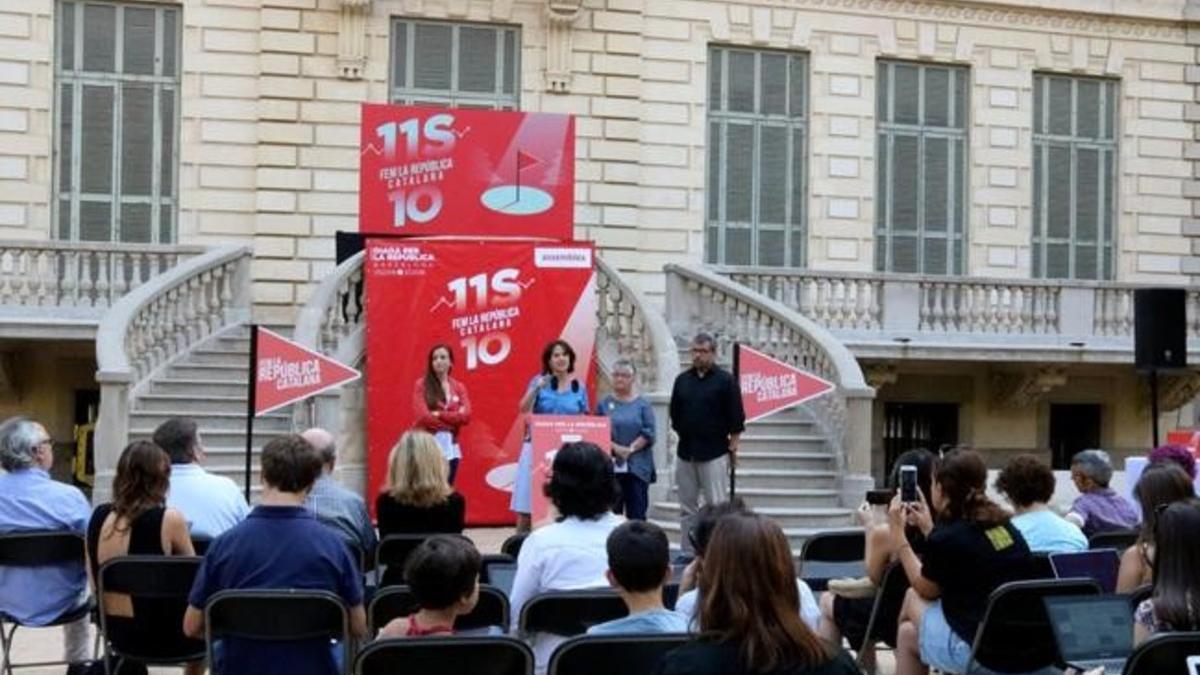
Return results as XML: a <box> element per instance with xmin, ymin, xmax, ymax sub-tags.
<box><xmin>204</xmin><ymin>589</ymin><xmax>352</xmax><ymax>675</ymax></box>
<box><xmin>519</xmin><ymin>590</ymin><xmax>628</xmax><ymax>637</ymax></box>
<box><xmin>798</xmin><ymin>529</ymin><xmax>866</xmax><ymax>592</ymax></box>
<box><xmin>375</xmin><ymin>534</ymin><xmax>469</xmax><ymax>587</ymax></box>
<box><xmin>368</xmin><ymin>584</ymin><xmax>509</xmax><ymax>634</ymax></box>
<box><xmin>855</xmin><ymin>560</ymin><xmax>910</xmax><ymax>666</ymax></box>
<box><xmin>548</xmin><ymin>634</ymin><xmax>690</xmax><ymax>675</ymax></box>
<box><xmin>1089</xmin><ymin>529</ymin><xmax>1139</xmax><ymax>554</ymax></box>
<box><xmin>0</xmin><ymin>531</ymin><xmax>91</xmax><ymax>674</ymax></box>
<box><xmin>190</xmin><ymin>537</ymin><xmax>212</xmax><ymax>556</ymax></box>
<box><xmin>97</xmin><ymin>556</ymin><xmax>205</xmax><ymax>673</ymax></box>
<box><xmin>1122</xmin><ymin>631</ymin><xmax>1200</xmax><ymax>675</ymax></box>
<box><xmin>965</xmin><ymin>578</ymin><xmax>1102</xmax><ymax>674</ymax></box>
<box><xmin>1127</xmin><ymin>583</ymin><xmax>1153</xmax><ymax>612</ymax></box>
<box><xmin>501</xmin><ymin>533</ymin><xmax>528</xmax><ymax>559</ymax></box>
<box><xmin>355</xmin><ymin>636</ymin><xmax>533</xmax><ymax>675</ymax></box>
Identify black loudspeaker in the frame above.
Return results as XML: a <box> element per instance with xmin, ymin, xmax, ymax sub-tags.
<box><xmin>1134</xmin><ymin>287</ymin><xmax>1187</xmax><ymax>371</ymax></box>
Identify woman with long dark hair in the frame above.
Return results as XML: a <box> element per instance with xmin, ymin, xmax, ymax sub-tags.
<box><xmin>510</xmin><ymin>338</ymin><xmax>589</xmax><ymax>532</ymax></box>
<box><xmin>656</xmin><ymin>512</ymin><xmax>858</xmax><ymax>675</ymax></box>
<box><xmin>1134</xmin><ymin>500</ymin><xmax>1200</xmax><ymax>644</ymax></box>
<box><xmin>890</xmin><ymin>449</ymin><xmax>1034</xmax><ymax>675</ymax></box>
<box><xmin>411</xmin><ymin>344</ymin><xmax>471</xmax><ymax>485</ymax></box>
<box><xmin>1117</xmin><ymin>462</ymin><xmax>1194</xmax><ymax>593</ymax></box>
<box><xmin>86</xmin><ymin>441</ymin><xmax>200</xmax><ymax>674</ymax></box>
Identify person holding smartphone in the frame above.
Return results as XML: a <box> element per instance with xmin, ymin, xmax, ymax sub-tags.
<box><xmin>510</xmin><ymin>339</ymin><xmax>589</xmax><ymax>533</ymax></box>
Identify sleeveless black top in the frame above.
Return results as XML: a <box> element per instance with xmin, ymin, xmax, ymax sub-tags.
<box><xmin>87</xmin><ymin>503</ymin><xmax>167</xmax><ymax>582</ymax></box>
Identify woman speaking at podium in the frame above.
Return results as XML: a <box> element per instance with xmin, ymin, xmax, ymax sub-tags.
<box><xmin>511</xmin><ymin>339</ymin><xmax>589</xmax><ymax>533</ymax></box>
<box><xmin>412</xmin><ymin>344</ymin><xmax>471</xmax><ymax>485</ymax></box>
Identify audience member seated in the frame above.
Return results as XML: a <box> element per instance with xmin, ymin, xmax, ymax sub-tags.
<box><xmin>587</xmin><ymin>520</ymin><xmax>687</xmax><ymax>635</ymax></box>
<box><xmin>994</xmin><ymin>454</ymin><xmax>1086</xmax><ymax>553</ymax></box>
<box><xmin>153</xmin><ymin>417</ymin><xmax>248</xmax><ymax>539</ymax></box>
<box><xmin>678</xmin><ymin>500</ymin><xmax>819</xmax><ymax>632</ymax></box>
<box><xmin>818</xmin><ymin>449</ymin><xmax>935</xmax><ymax>663</ymax></box>
<box><xmin>378</xmin><ymin>535</ymin><xmax>481</xmax><ymax>638</ymax></box>
<box><xmin>1117</xmin><ymin>462</ymin><xmax>1194</xmax><ymax>593</ymax></box>
<box><xmin>375</xmin><ymin>430</ymin><xmax>465</xmax><ymax>585</ymax></box>
<box><xmin>1064</xmin><ymin>449</ymin><xmax>1139</xmax><ymax>537</ymax></box>
<box><xmin>301</xmin><ymin>427</ymin><xmax>377</xmax><ymax>563</ymax></box>
<box><xmin>0</xmin><ymin>416</ymin><xmax>92</xmax><ymax>669</ymax></box>
<box><xmin>654</xmin><ymin>512</ymin><xmax>859</xmax><ymax>675</ymax></box>
<box><xmin>1148</xmin><ymin>443</ymin><xmax>1197</xmax><ymax>481</ymax></box>
<box><xmin>87</xmin><ymin>441</ymin><xmax>201</xmax><ymax>675</ymax></box>
<box><xmin>509</xmin><ymin>442</ymin><xmax>620</xmax><ymax>670</ymax></box>
<box><xmin>183</xmin><ymin>434</ymin><xmax>367</xmax><ymax>675</ymax></box>
<box><xmin>892</xmin><ymin>449</ymin><xmax>1035</xmax><ymax>675</ymax></box>
<box><xmin>1133</xmin><ymin>500</ymin><xmax>1200</xmax><ymax>646</ymax></box>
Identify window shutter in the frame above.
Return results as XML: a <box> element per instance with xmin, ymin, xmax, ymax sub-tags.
<box><xmin>122</xmin><ymin>7</ymin><xmax>156</xmax><ymax>76</ymax></box>
<box><xmin>121</xmin><ymin>84</ymin><xmax>154</xmax><ymax>196</ymax></box>
<box><xmin>392</xmin><ymin>22</ymin><xmax>408</xmax><ymax>89</ymax></box>
<box><xmin>758</xmin><ymin>125</ymin><xmax>787</xmax><ymax>225</ymax></box>
<box><xmin>58</xmin><ymin>84</ymin><xmax>73</xmax><ymax>194</ymax></box>
<box><xmin>503</xmin><ymin>30</ymin><xmax>516</xmax><ymax>95</ymax></box>
<box><xmin>120</xmin><ymin>204</ymin><xmax>151</xmax><ymax>243</ymax></box>
<box><xmin>458</xmin><ymin>27</ymin><xmax>497</xmax><ymax>93</ymax></box>
<box><xmin>789</xmin><ymin>54</ymin><xmax>805</xmax><ymax>119</ymax></box>
<box><xmin>1048</xmin><ymin>78</ymin><xmax>1072</xmax><ymax>136</ymax></box>
<box><xmin>924</xmin><ymin>68</ymin><xmax>950</xmax><ymax>127</ymax></box>
<box><xmin>414</xmin><ymin>23</ymin><xmax>452</xmax><ymax>90</ymax></box>
<box><xmin>1046</xmin><ymin>145</ymin><xmax>1071</xmax><ymax>239</ymax></box>
<box><xmin>160</xmin><ymin>91</ymin><xmax>175</xmax><ymax>197</ymax></box>
<box><xmin>924</xmin><ymin>136</ymin><xmax>948</xmax><ymax>233</ymax></box>
<box><xmin>728</xmin><ymin>51</ymin><xmax>755</xmax><ymax>113</ymax></box>
<box><xmin>1076</xmin><ymin>79</ymin><xmax>1100</xmax><ymax>139</ymax></box>
<box><xmin>725</xmin><ymin>123</ymin><xmax>754</xmax><ymax>223</ymax></box>
<box><xmin>760</xmin><ymin>53</ymin><xmax>787</xmax><ymax>115</ymax></box>
<box><xmin>79</xmin><ymin>202</ymin><xmax>111</xmax><ymax>242</ymax></box>
<box><xmin>162</xmin><ymin>9</ymin><xmax>177</xmax><ymax>77</ymax></box>
<box><xmin>83</xmin><ymin>4</ymin><xmax>116</xmax><ymax>72</ymax></box>
<box><xmin>894</xmin><ymin>64</ymin><xmax>920</xmax><ymax>125</ymax></box>
<box><xmin>891</xmin><ymin>134</ymin><xmax>919</xmax><ymax>231</ymax></box>
<box><xmin>60</xmin><ymin>2</ymin><xmax>75</xmax><ymax>70</ymax></box>
<box><xmin>81</xmin><ymin>84</ymin><xmax>114</xmax><ymax>195</ymax></box>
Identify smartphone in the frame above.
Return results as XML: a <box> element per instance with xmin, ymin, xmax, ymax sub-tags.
<box><xmin>865</xmin><ymin>489</ymin><xmax>894</xmax><ymax>506</ymax></box>
<box><xmin>900</xmin><ymin>465</ymin><xmax>918</xmax><ymax>502</ymax></box>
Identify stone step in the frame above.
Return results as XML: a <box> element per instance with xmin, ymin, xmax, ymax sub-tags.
<box><xmin>184</xmin><ymin>349</ymin><xmax>251</xmax><ymax>367</ymax></box>
<box><xmin>650</xmin><ymin>501</ymin><xmax>853</xmax><ymax>529</ymax></box>
<box><xmin>168</xmin><ymin>363</ymin><xmax>249</xmax><ymax>382</ymax></box>
<box><xmin>725</xmin><ymin>468</ymin><xmax>838</xmax><ymax>490</ymax></box>
<box><xmin>130</xmin><ymin>427</ymin><xmax>284</xmax><ymax>448</ymax></box>
<box><xmin>128</xmin><ymin>410</ymin><xmax>291</xmax><ymax>432</ymax></box>
<box><xmin>668</xmin><ymin>486</ymin><xmax>841</xmax><ymax>509</ymax></box>
<box><xmin>735</xmin><ymin>451</ymin><xmax>834</xmax><ymax>471</ymax></box>
<box><xmin>137</xmin><ymin>394</ymin><xmax>248</xmax><ymax>414</ymax></box>
<box><xmin>737</xmin><ymin>435</ymin><xmax>830</xmax><ymax>453</ymax></box>
<box><xmin>150</xmin><ymin>378</ymin><xmax>250</xmax><ymax>398</ymax></box>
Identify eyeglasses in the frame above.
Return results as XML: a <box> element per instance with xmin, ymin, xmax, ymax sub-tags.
<box><xmin>690</xmin><ymin>347</ymin><xmax>713</xmax><ymax>354</ymax></box>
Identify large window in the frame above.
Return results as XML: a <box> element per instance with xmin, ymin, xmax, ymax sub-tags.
<box><xmin>875</xmin><ymin>61</ymin><xmax>968</xmax><ymax>275</ymax></box>
<box><xmin>390</xmin><ymin>19</ymin><xmax>519</xmax><ymax>109</ymax></box>
<box><xmin>55</xmin><ymin>1</ymin><xmax>179</xmax><ymax>243</ymax></box>
<box><xmin>705</xmin><ymin>46</ymin><xmax>808</xmax><ymax>268</ymax></box>
<box><xmin>1032</xmin><ymin>74</ymin><xmax>1117</xmax><ymax>280</ymax></box>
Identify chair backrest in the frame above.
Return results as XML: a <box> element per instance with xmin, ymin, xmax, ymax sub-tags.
<box><xmin>1127</xmin><ymin>583</ymin><xmax>1153</xmax><ymax>612</ymax></box>
<box><xmin>547</xmin><ymin>634</ymin><xmax>690</xmax><ymax>675</ymax></box>
<box><xmin>190</xmin><ymin>536</ymin><xmax>212</xmax><ymax>556</ymax></box>
<box><xmin>968</xmin><ymin>578</ymin><xmax>1102</xmax><ymax>673</ymax></box>
<box><xmin>98</xmin><ymin>556</ymin><xmax>205</xmax><ymax>661</ymax></box>
<box><xmin>520</xmin><ymin>590</ymin><xmax>628</xmax><ymax>637</ymax></box>
<box><xmin>662</xmin><ymin>583</ymin><xmax>680</xmax><ymax>611</ymax></box>
<box><xmin>375</xmin><ymin>533</ymin><xmax>470</xmax><ymax>585</ymax></box>
<box><xmin>0</xmin><ymin>530</ymin><xmax>84</xmax><ymax>566</ymax></box>
<box><xmin>501</xmin><ymin>533</ymin><xmax>528</xmax><ymax>559</ymax></box>
<box><xmin>1088</xmin><ymin>529</ymin><xmax>1139</xmax><ymax>553</ymax></box>
<box><xmin>799</xmin><ymin>529</ymin><xmax>865</xmax><ymax>562</ymax></box>
<box><xmin>857</xmin><ymin>560</ymin><xmax>910</xmax><ymax>657</ymax></box>
<box><xmin>1050</xmin><ymin>548</ymin><xmax>1121</xmax><ymax>593</ymax></box>
<box><xmin>1122</xmin><ymin>631</ymin><xmax>1200</xmax><ymax>675</ymax></box>
<box><xmin>368</xmin><ymin>584</ymin><xmax>509</xmax><ymax>633</ymax></box>
<box><xmin>355</xmin><ymin>636</ymin><xmax>534</xmax><ymax>675</ymax></box>
<box><xmin>205</xmin><ymin>589</ymin><xmax>349</xmax><ymax>642</ymax></box>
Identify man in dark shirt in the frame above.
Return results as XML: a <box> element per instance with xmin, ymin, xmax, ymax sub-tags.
<box><xmin>183</xmin><ymin>434</ymin><xmax>367</xmax><ymax>675</ymax></box>
<box><xmin>669</xmin><ymin>333</ymin><xmax>745</xmax><ymax>552</ymax></box>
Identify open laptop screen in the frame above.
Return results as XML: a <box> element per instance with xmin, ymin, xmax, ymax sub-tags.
<box><xmin>1044</xmin><ymin>596</ymin><xmax>1133</xmax><ymax>663</ymax></box>
<box><xmin>1050</xmin><ymin>549</ymin><xmax>1121</xmax><ymax>594</ymax></box>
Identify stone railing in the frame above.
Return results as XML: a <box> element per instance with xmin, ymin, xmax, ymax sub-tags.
<box><xmin>721</xmin><ymin>266</ymin><xmax>1200</xmax><ymax>345</ymax></box>
<box><xmin>596</xmin><ymin>257</ymin><xmax>679</xmax><ymax>394</ymax></box>
<box><xmin>0</xmin><ymin>240</ymin><xmax>204</xmax><ymax>314</ymax></box>
<box><xmin>666</xmin><ymin>262</ymin><xmax>876</xmax><ymax>502</ymax></box>
<box><xmin>94</xmin><ymin>245</ymin><xmax>252</xmax><ymax>500</ymax></box>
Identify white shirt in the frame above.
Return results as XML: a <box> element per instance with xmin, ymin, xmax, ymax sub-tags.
<box><xmin>509</xmin><ymin>512</ymin><xmax>621</xmax><ymax>672</ymax></box>
<box><xmin>167</xmin><ymin>463</ymin><xmax>250</xmax><ymax>539</ymax></box>
<box><xmin>674</xmin><ymin>577</ymin><xmax>821</xmax><ymax>632</ymax></box>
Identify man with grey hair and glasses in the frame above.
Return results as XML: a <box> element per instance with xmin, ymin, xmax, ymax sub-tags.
<box><xmin>1065</xmin><ymin>448</ymin><xmax>1139</xmax><ymax>536</ymax></box>
<box><xmin>301</xmin><ymin>427</ymin><xmax>376</xmax><ymax>565</ymax></box>
<box><xmin>0</xmin><ymin>416</ymin><xmax>92</xmax><ymax>667</ymax></box>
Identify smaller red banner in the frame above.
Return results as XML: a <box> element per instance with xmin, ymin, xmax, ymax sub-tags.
<box><xmin>737</xmin><ymin>344</ymin><xmax>835</xmax><ymax>424</ymax></box>
<box><xmin>1167</xmin><ymin>429</ymin><xmax>1200</xmax><ymax>455</ymax></box>
<box><xmin>529</xmin><ymin>415</ymin><xmax>611</xmax><ymax>528</ymax></box>
<box><xmin>255</xmin><ymin>327</ymin><xmax>361</xmax><ymax>416</ymax></box>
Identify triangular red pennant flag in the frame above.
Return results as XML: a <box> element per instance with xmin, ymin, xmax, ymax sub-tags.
<box><xmin>516</xmin><ymin>150</ymin><xmax>540</xmax><ymax>171</ymax></box>
<box><xmin>737</xmin><ymin>344</ymin><xmax>835</xmax><ymax>423</ymax></box>
<box><xmin>255</xmin><ymin>328</ymin><xmax>361</xmax><ymax>416</ymax></box>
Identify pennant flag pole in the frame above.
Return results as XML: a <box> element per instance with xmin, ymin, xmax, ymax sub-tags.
<box><xmin>731</xmin><ymin>343</ymin><xmax>740</xmax><ymax>500</ymax></box>
<box><xmin>244</xmin><ymin>324</ymin><xmax>258</xmax><ymax>502</ymax></box>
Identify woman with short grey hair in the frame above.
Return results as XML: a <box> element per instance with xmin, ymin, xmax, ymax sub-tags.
<box><xmin>1066</xmin><ymin>448</ymin><xmax>1139</xmax><ymax>536</ymax></box>
<box><xmin>595</xmin><ymin>358</ymin><xmax>657</xmax><ymax>520</ymax></box>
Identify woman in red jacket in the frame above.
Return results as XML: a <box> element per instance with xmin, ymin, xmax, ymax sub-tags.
<box><xmin>412</xmin><ymin>344</ymin><xmax>471</xmax><ymax>484</ymax></box>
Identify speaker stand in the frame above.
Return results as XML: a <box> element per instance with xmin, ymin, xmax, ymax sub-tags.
<box><xmin>1149</xmin><ymin>368</ymin><xmax>1160</xmax><ymax>448</ymax></box>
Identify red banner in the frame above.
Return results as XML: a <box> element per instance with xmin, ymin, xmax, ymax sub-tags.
<box><xmin>359</xmin><ymin>104</ymin><xmax>574</xmax><ymax>239</ymax></box>
<box><xmin>255</xmin><ymin>327</ymin><xmax>361</xmax><ymax>416</ymax></box>
<box><xmin>737</xmin><ymin>344</ymin><xmax>835</xmax><ymax>423</ymax></box>
<box><xmin>529</xmin><ymin>415</ymin><xmax>611</xmax><ymax>528</ymax></box>
<box><xmin>365</xmin><ymin>239</ymin><xmax>596</xmax><ymax>524</ymax></box>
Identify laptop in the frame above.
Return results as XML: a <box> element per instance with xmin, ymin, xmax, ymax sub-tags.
<box><xmin>488</xmin><ymin>562</ymin><xmax>517</xmax><ymax>598</ymax></box>
<box><xmin>1050</xmin><ymin>549</ymin><xmax>1121</xmax><ymax>594</ymax></box>
<box><xmin>1188</xmin><ymin>655</ymin><xmax>1200</xmax><ymax>675</ymax></box>
<box><xmin>1044</xmin><ymin>595</ymin><xmax>1134</xmax><ymax>675</ymax></box>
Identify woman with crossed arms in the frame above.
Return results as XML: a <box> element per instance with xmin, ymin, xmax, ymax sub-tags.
<box><xmin>412</xmin><ymin>344</ymin><xmax>471</xmax><ymax>485</ymax></box>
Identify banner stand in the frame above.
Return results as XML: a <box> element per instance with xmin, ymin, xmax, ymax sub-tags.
<box><xmin>244</xmin><ymin>323</ymin><xmax>259</xmax><ymax>502</ymax></box>
<box><xmin>731</xmin><ymin>342</ymin><xmax>740</xmax><ymax>500</ymax></box>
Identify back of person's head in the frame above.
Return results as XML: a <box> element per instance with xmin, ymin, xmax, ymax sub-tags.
<box><xmin>1135</xmin><ymin>462</ymin><xmax>1195</xmax><ymax>542</ymax></box>
<box><xmin>152</xmin><ymin>417</ymin><xmax>200</xmax><ymax>464</ymax></box>
<box><xmin>385</xmin><ymin>430</ymin><xmax>451</xmax><ymax>507</ymax></box>
<box><xmin>113</xmin><ymin>441</ymin><xmax>171</xmax><ymax>525</ymax></box>
<box><xmin>689</xmin><ymin>498</ymin><xmax>749</xmax><ymax>558</ymax></box>
<box><xmin>935</xmin><ymin>449</ymin><xmax>1008</xmax><ymax>526</ymax></box>
<box><xmin>260</xmin><ymin>434</ymin><xmax>322</xmax><ymax>494</ymax></box>
<box><xmin>0</xmin><ymin>417</ymin><xmax>44</xmax><ymax>471</ymax></box>
<box><xmin>545</xmin><ymin>442</ymin><xmax>616</xmax><ymax>519</ymax></box>
<box><xmin>606</xmin><ymin>520</ymin><xmax>670</xmax><ymax>593</ymax></box>
<box><xmin>889</xmin><ymin>448</ymin><xmax>936</xmax><ymax>503</ymax></box>
<box><xmin>995</xmin><ymin>454</ymin><xmax>1056</xmax><ymax>509</ymax></box>
<box><xmin>1071</xmin><ymin>449</ymin><xmax>1113</xmax><ymax>489</ymax></box>
<box><xmin>1149</xmin><ymin>444</ymin><xmax>1197</xmax><ymax>481</ymax></box>
<box><xmin>1151</xmin><ymin>500</ymin><xmax>1200</xmax><ymax>630</ymax></box>
<box><xmin>404</xmin><ymin>535</ymin><xmax>481</xmax><ymax>611</ymax></box>
<box><xmin>301</xmin><ymin>428</ymin><xmax>337</xmax><ymax>467</ymax></box>
<box><xmin>698</xmin><ymin>512</ymin><xmax>830</xmax><ymax>672</ymax></box>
